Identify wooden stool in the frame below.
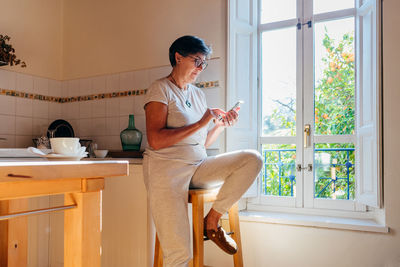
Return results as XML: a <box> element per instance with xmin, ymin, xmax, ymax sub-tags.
<box><xmin>154</xmin><ymin>188</ymin><xmax>243</xmax><ymax>267</ymax></box>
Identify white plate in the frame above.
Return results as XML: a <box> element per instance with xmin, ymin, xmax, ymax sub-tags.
<box><xmin>39</xmin><ymin>153</ymin><xmax>85</xmax><ymax>161</ymax></box>
<box><xmin>0</xmin><ymin>148</ymin><xmax>52</xmax><ymax>158</ymax></box>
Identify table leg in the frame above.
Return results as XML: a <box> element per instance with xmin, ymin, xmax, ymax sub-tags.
<box><xmin>0</xmin><ymin>199</ymin><xmax>28</xmax><ymax>267</ymax></box>
<box><xmin>64</xmin><ymin>191</ymin><xmax>101</xmax><ymax>267</ymax></box>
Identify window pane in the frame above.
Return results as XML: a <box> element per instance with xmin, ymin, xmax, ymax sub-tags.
<box><xmin>314</xmin><ymin>0</ymin><xmax>354</xmax><ymax>14</ymax></box>
<box><xmin>261</xmin><ymin>28</ymin><xmax>296</xmax><ymax>137</ymax></box>
<box><xmin>260</xmin><ymin>0</ymin><xmax>296</xmax><ymax>24</ymax></box>
<box><xmin>262</xmin><ymin>144</ymin><xmax>296</xmax><ymax>197</ymax></box>
<box><xmin>314</xmin><ymin>18</ymin><xmax>355</xmax><ymax>135</ymax></box>
<box><xmin>314</xmin><ymin>143</ymin><xmax>355</xmax><ymax>200</ymax></box>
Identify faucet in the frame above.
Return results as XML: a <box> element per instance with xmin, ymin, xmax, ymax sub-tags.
<box><xmin>47</xmin><ymin>129</ymin><xmax>57</xmax><ymax>138</ymax></box>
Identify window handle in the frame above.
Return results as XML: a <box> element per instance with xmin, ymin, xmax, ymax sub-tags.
<box><xmin>297</xmin><ymin>19</ymin><xmax>312</xmax><ymax>30</ymax></box>
<box><xmin>297</xmin><ymin>164</ymin><xmax>313</xmax><ymax>172</ymax></box>
<box><xmin>304</xmin><ymin>124</ymin><xmax>311</xmax><ymax>148</ymax></box>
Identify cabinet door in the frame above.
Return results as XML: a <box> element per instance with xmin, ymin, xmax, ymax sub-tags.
<box><xmin>27</xmin><ymin>196</ymin><xmax>50</xmax><ymax>267</ymax></box>
<box><xmin>102</xmin><ymin>164</ymin><xmax>150</xmax><ymax>267</ymax></box>
<box><xmin>46</xmin><ymin>164</ymin><xmax>150</xmax><ymax>267</ymax></box>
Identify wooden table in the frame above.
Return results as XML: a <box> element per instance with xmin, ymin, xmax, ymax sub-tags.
<box><xmin>0</xmin><ymin>160</ymin><xmax>128</xmax><ymax>267</ymax></box>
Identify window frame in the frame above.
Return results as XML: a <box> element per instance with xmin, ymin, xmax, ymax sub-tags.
<box><xmin>303</xmin><ymin>5</ymin><xmax>360</xmax><ymax>211</ymax></box>
<box><xmin>236</xmin><ymin>0</ymin><xmax>382</xmax><ymax>216</ymax></box>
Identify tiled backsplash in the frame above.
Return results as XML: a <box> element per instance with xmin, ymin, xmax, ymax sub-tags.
<box><xmin>0</xmin><ymin>71</ymin><xmax>62</xmax><ymax>148</ymax></box>
<box><xmin>0</xmin><ymin>59</ymin><xmax>222</xmax><ymax>151</ymax></box>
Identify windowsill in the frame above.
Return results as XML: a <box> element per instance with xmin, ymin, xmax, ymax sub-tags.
<box><xmin>233</xmin><ymin>210</ymin><xmax>389</xmax><ymax>233</ymax></box>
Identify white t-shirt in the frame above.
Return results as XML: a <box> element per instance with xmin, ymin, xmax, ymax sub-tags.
<box><xmin>143</xmin><ymin>77</ymin><xmax>209</xmax><ymax>164</ymax></box>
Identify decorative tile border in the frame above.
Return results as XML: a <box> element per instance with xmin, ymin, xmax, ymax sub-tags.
<box><xmin>0</xmin><ymin>80</ymin><xmax>219</xmax><ymax>103</ymax></box>
<box><xmin>0</xmin><ymin>88</ymin><xmax>61</xmax><ymax>102</ymax></box>
<box><xmin>63</xmin><ymin>89</ymin><xmax>148</xmax><ymax>103</ymax></box>
<box><xmin>195</xmin><ymin>80</ymin><xmax>219</xmax><ymax>89</ymax></box>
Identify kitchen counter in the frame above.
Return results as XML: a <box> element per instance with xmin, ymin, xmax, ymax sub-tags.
<box><xmin>0</xmin><ymin>149</ymin><xmax>143</xmax><ymax>165</ymax></box>
<box><xmin>0</xmin><ymin>159</ymin><xmax>129</xmax><ymax>267</ymax></box>
<box><xmin>0</xmin><ymin>159</ymin><xmax>129</xmax><ymax>182</ymax></box>
<box><xmin>83</xmin><ymin>157</ymin><xmax>143</xmax><ymax>164</ymax></box>
<box><xmin>0</xmin><ymin>157</ymin><xmax>142</xmax><ymax>164</ymax></box>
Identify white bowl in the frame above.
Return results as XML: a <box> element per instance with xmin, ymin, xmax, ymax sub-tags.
<box><xmin>50</xmin><ymin>138</ymin><xmax>81</xmax><ymax>156</ymax></box>
<box><xmin>94</xmin><ymin>149</ymin><xmax>108</xmax><ymax>158</ymax></box>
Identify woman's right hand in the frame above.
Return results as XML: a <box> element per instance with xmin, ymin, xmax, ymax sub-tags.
<box><xmin>200</xmin><ymin>108</ymin><xmax>225</xmax><ymax>127</ymax></box>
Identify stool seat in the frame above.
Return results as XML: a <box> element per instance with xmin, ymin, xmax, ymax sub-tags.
<box><xmin>154</xmin><ymin>188</ymin><xmax>244</xmax><ymax>267</ymax></box>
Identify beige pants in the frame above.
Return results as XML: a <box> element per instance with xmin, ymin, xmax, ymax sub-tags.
<box><xmin>143</xmin><ymin>149</ymin><xmax>263</xmax><ymax>267</ymax></box>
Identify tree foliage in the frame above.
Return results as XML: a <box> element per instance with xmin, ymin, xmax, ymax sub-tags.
<box><xmin>315</xmin><ymin>29</ymin><xmax>354</xmax><ymax>135</ymax></box>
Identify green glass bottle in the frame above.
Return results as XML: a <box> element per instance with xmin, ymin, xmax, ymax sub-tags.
<box><xmin>120</xmin><ymin>114</ymin><xmax>142</xmax><ymax>151</ymax></box>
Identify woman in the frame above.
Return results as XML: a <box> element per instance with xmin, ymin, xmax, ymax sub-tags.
<box><xmin>143</xmin><ymin>35</ymin><xmax>262</xmax><ymax>267</ymax></box>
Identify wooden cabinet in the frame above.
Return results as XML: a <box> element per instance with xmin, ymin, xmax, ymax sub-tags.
<box><xmin>102</xmin><ymin>163</ymin><xmax>152</xmax><ymax>267</ymax></box>
<box><xmin>27</xmin><ymin>163</ymin><xmax>151</xmax><ymax>267</ymax></box>
<box><xmin>0</xmin><ymin>160</ymin><xmax>128</xmax><ymax>267</ymax></box>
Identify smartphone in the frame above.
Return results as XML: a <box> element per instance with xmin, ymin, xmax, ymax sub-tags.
<box><xmin>217</xmin><ymin>100</ymin><xmax>244</xmax><ymax>121</ymax></box>
<box><xmin>229</xmin><ymin>100</ymin><xmax>244</xmax><ymax>112</ymax></box>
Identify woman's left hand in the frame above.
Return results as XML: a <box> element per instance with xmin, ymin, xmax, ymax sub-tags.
<box><xmin>225</xmin><ymin>109</ymin><xmax>239</xmax><ymax>127</ymax></box>
<box><xmin>214</xmin><ymin>109</ymin><xmax>239</xmax><ymax>127</ymax></box>
<box><xmin>205</xmin><ymin>108</ymin><xmax>239</xmax><ymax>148</ymax></box>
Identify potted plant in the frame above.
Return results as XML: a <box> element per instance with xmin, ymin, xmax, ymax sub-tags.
<box><xmin>0</xmin><ymin>34</ymin><xmax>26</xmax><ymax>67</ymax></box>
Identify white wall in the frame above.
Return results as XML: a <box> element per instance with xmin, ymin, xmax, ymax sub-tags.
<box><xmin>1</xmin><ymin>0</ymin><xmax>225</xmax><ymax>151</ymax></box>
<box><xmin>60</xmin><ymin>0</ymin><xmax>226</xmax><ymax>150</ymax></box>
<box><xmin>0</xmin><ymin>0</ymin><xmax>63</xmax><ymax>80</ymax></box>
<box><xmin>0</xmin><ymin>70</ymin><xmax>62</xmax><ymax>148</ymax></box>
<box><xmin>0</xmin><ymin>0</ymin><xmax>63</xmax><ymax>148</ymax></box>
<box><xmin>62</xmin><ymin>0</ymin><xmax>226</xmax><ymax>80</ymax></box>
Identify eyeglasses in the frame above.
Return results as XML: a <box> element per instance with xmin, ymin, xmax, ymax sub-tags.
<box><xmin>187</xmin><ymin>55</ymin><xmax>208</xmax><ymax>70</ymax></box>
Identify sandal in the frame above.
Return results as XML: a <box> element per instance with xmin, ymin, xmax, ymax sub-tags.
<box><xmin>204</xmin><ymin>226</ymin><xmax>238</xmax><ymax>255</ymax></box>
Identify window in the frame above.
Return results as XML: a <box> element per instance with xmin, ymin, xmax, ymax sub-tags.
<box><xmin>227</xmin><ymin>0</ymin><xmax>381</xmax><ymax>213</ymax></box>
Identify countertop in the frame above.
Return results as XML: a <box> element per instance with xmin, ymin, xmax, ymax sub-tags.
<box><xmin>0</xmin><ymin>149</ymin><xmax>143</xmax><ymax>165</ymax></box>
<box><xmin>0</xmin><ymin>157</ymin><xmax>143</xmax><ymax>164</ymax></box>
<box><xmin>0</xmin><ymin>158</ymin><xmax>129</xmax><ymax>182</ymax></box>
<box><xmin>84</xmin><ymin>157</ymin><xmax>143</xmax><ymax>164</ymax></box>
